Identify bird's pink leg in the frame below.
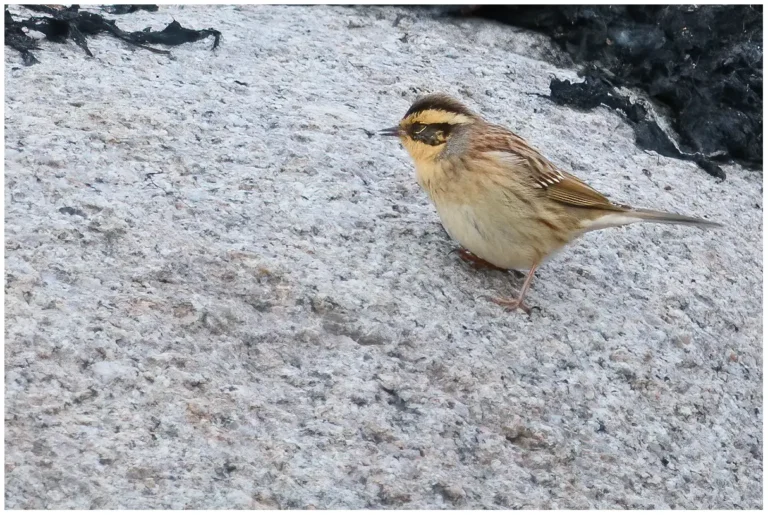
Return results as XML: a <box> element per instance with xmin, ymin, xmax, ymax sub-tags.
<box><xmin>492</xmin><ymin>264</ymin><xmax>539</xmax><ymax>314</ymax></box>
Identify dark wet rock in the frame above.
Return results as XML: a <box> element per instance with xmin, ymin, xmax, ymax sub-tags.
<box><xmin>447</xmin><ymin>5</ymin><xmax>763</xmax><ymax>174</ymax></box>
<box><xmin>5</xmin><ymin>5</ymin><xmax>220</xmax><ymax>64</ymax></box>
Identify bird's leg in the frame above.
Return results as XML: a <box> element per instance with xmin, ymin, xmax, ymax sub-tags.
<box><xmin>455</xmin><ymin>248</ymin><xmax>507</xmax><ymax>271</ymax></box>
<box><xmin>492</xmin><ymin>264</ymin><xmax>539</xmax><ymax>314</ymax></box>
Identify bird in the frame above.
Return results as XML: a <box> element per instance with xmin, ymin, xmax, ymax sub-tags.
<box><xmin>379</xmin><ymin>93</ymin><xmax>721</xmax><ymax>314</ymax></box>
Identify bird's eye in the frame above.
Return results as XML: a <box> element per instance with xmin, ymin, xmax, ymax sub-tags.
<box><xmin>413</xmin><ymin>123</ymin><xmax>426</xmax><ymax>134</ymax></box>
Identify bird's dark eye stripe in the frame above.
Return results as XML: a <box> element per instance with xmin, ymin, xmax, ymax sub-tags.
<box><xmin>409</xmin><ymin>122</ymin><xmax>453</xmax><ymax>145</ymax></box>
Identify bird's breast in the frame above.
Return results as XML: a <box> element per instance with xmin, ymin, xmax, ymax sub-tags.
<box><xmin>414</xmin><ymin>158</ymin><xmax>570</xmax><ymax>270</ymax></box>
<box><xmin>414</xmin><ymin>159</ymin><xmax>450</xmax><ymax>196</ymax></box>
<box><xmin>432</xmin><ymin>199</ymin><xmax>542</xmax><ymax>270</ymax></box>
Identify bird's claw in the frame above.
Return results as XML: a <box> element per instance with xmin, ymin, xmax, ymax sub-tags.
<box><xmin>491</xmin><ymin>296</ymin><xmax>537</xmax><ymax>315</ymax></box>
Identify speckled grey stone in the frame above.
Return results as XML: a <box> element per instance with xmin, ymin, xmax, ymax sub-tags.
<box><xmin>5</xmin><ymin>5</ymin><xmax>762</xmax><ymax>509</ymax></box>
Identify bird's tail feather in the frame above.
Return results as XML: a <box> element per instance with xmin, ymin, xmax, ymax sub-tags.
<box><xmin>587</xmin><ymin>208</ymin><xmax>722</xmax><ymax>231</ymax></box>
<box><xmin>628</xmin><ymin>208</ymin><xmax>722</xmax><ymax>228</ymax></box>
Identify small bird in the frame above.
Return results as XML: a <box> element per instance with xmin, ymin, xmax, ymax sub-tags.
<box><xmin>380</xmin><ymin>93</ymin><xmax>721</xmax><ymax>313</ymax></box>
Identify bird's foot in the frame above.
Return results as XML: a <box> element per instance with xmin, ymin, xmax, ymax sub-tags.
<box><xmin>490</xmin><ymin>295</ymin><xmax>538</xmax><ymax>315</ymax></box>
<box><xmin>491</xmin><ymin>263</ymin><xmax>540</xmax><ymax>315</ymax></box>
<box><xmin>455</xmin><ymin>248</ymin><xmax>506</xmax><ymax>271</ymax></box>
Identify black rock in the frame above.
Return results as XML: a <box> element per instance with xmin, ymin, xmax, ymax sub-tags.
<box><xmin>103</xmin><ymin>5</ymin><xmax>159</xmax><ymax>15</ymax></box>
<box><xmin>5</xmin><ymin>5</ymin><xmax>221</xmax><ymax>64</ymax></box>
<box><xmin>445</xmin><ymin>5</ymin><xmax>763</xmax><ymax>174</ymax></box>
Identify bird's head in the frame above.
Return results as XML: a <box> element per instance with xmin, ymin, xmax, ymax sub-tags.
<box><xmin>380</xmin><ymin>93</ymin><xmax>477</xmax><ymax>163</ymax></box>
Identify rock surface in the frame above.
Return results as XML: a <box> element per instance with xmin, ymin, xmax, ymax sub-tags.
<box><xmin>452</xmin><ymin>5</ymin><xmax>764</xmax><ymax>170</ymax></box>
<box><xmin>5</xmin><ymin>5</ymin><xmax>762</xmax><ymax>509</ymax></box>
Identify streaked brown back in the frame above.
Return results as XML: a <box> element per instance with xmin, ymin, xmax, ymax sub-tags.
<box><xmin>474</xmin><ymin>123</ymin><xmax>626</xmax><ymax>212</ymax></box>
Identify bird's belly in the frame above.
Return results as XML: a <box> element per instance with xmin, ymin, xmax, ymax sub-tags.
<box><xmin>433</xmin><ymin>200</ymin><xmax>554</xmax><ymax>270</ymax></box>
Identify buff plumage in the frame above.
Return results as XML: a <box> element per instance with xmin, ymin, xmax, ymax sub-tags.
<box><xmin>380</xmin><ymin>93</ymin><xmax>721</xmax><ymax>313</ymax></box>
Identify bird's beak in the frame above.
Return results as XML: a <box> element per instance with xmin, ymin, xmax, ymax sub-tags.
<box><xmin>379</xmin><ymin>126</ymin><xmax>402</xmax><ymax>137</ymax></box>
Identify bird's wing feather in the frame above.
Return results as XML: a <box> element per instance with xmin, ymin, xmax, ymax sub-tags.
<box><xmin>545</xmin><ymin>170</ymin><xmax>625</xmax><ymax>211</ymax></box>
<box><xmin>483</xmin><ymin>128</ymin><xmax>626</xmax><ymax>212</ymax></box>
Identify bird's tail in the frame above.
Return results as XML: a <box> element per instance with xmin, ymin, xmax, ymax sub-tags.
<box><xmin>627</xmin><ymin>208</ymin><xmax>722</xmax><ymax>228</ymax></box>
<box><xmin>587</xmin><ymin>208</ymin><xmax>722</xmax><ymax>231</ymax></box>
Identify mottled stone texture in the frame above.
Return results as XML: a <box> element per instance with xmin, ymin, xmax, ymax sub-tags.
<box><xmin>5</xmin><ymin>5</ymin><xmax>762</xmax><ymax>509</ymax></box>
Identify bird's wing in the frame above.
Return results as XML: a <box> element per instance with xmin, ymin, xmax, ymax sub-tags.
<box><xmin>484</xmin><ymin>129</ymin><xmax>627</xmax><ymax>212</ymax></box>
